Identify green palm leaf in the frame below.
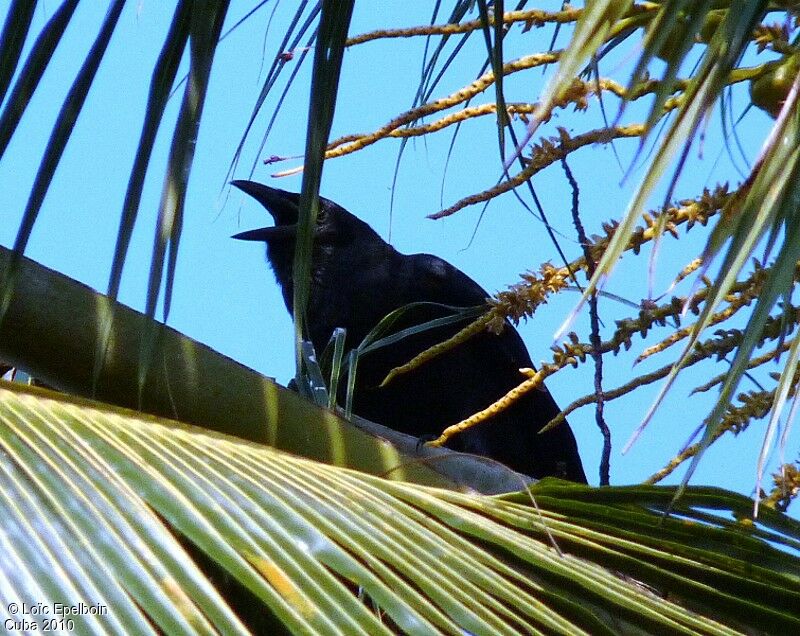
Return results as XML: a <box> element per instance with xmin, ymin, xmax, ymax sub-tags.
<box><xmin>2</xmin><ymin>379</ymin><xmax>798</xmax><ymax>634</ymax></box>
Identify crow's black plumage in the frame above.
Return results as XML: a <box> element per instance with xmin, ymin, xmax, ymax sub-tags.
<box><xmin>232</xmin><ymin>180</ymin><xmax>587</xmax><ymax>483</ymax></box>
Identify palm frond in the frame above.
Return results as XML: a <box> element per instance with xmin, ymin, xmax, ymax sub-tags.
<box><xmin>1</xmin><ymin>380</ymin><xmax>798</xmax><ymax>634</ymax></box>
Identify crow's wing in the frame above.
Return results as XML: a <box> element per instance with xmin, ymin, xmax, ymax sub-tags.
<box><xmin>369</xmin><ymin>253</ymin><xmax>587</xmax><ymax>482</ymax></box>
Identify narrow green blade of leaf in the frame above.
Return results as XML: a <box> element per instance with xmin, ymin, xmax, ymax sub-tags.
<box><xmin>0</xmin><ymin>0</ymin><xmax>121</xmax><ymax>320</ymax></box>
<box><xmin>300</xmin><ymin>339</ymin><xmax>330</xmax><ymax>406</ymax></box>
<box><xmin>0</xmin><ymin>0</ymin><xmax>78</xmax><ymax>160</ymax></box>
<box><xmin>625</xmin><ymin>0</ymin><xmax>711</xmax><ymax>135</ymax></box>
<box><xmin>357</xmin><ymin>304</ymin><xmax>484</xmax><ymax>358</ymax></box>
<box><xmin>754</xmin><ymin>330</ymin><xmax>800</xmax><ymax>516</ymax></box>
<box><xmin>164</xmin><ymin>1</ymin><xmax>273</xmax><ymax>106</ymax></box>
<box><xmin>345</xmin><ymin>348</ymin><xmax>357</xmax><ymax>420</ymax></box>
<box><xmin>623</xmin><ymin>77</ymin><xmax>800</xmax><ymax>456</ymax></box>
<box><xmin>507</xmin><ymin>0</ymin><xmax>633</xmax><ymax>167</ymax></box>
<box><xmin>145</xmin><ymin>1</ymin><xmax>229</xmax><ymax>322</ymax></box>
<box><xmin>414</xmin><ymin>0</ymin><xmax>444</xmax><ymax>107</ymax></box>
<box><xmin>477</xmin><ymin>0</ymin><xmax>508</xmax><ymax>158</ymax></box>
<box><xmin>106</xmin><ymin>1</ymin><xmax>193</xmax><ymax>301</ymax></box>
<box><xmin>392</xmin><ymin>29</ymin><xmax>475</xmax><ymax>223</ymax></box>
<box><xmin>331</xmin><ymin>303</ymin><xmax>484</xmax><ymax>414</ymax></box>
<box><xmin>140</xmin><ymin>2</ymin><xmax>229</xmax><ymax>393</ymax></box>
<box><xmin>95</xmin><ymin>1</ymin><xmax>192</xmax><ymax>398</ymax></box>
<box><xmin>679</xmin><ymin>155</ymin><xmax>800</xmax><ymax>499</ymax></box>
<box><xmin>292</xmin><ymin>0</ymin><xmax>355</xmax><ymax>374</ymax></box>
<box><xmin>0</xmin><ymin>0</ymin><xmax>37</xmax><ymax>105</ymax></box>
<box><xmin>414</xmin><ymin>0</ymin><xmax>475</xmax><ymax>109</ymax></box>
<box><xmin>327</xmin><ymin>327</ymin><xmax>347</xmax><ymax>409</ymax></box>
<box><xmin>226</xmin><ymin>0</ymin><xmax>319</xmax><ymax>181</ymax></box>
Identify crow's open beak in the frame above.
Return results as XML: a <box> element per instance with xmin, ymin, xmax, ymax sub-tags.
<box><xmin>231</xmin><ymin>179</ymin><xmax>301</xmax><ymax>242</ymax></box>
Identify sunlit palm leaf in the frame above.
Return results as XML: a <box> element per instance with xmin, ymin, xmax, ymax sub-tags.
<box><xmin>2</xmin><ymin>380</ymin><xmax>798</xmax><ymax>634</ymax></box>
<box><xmin>1</xmin><ymin>383</ymin><xmax>248</xmax><ymax>635</ymax></box>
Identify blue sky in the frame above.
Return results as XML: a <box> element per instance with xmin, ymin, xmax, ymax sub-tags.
<box><xmin>2</xmin><ymin>1</ymin><xmax>797</xmax><ymax>504</ymax></box>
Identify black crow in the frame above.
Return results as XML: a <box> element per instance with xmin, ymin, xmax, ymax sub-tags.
<box><xmin>233</xmin><ymin>180</ymin><xmax>587</xmax><ymax>483</ymax></box>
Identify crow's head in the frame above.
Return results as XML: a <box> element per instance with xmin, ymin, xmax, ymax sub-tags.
<box><xmin>231</xmin><ymin>179</ymin><xmax>385</xmax><ymax>313</ymax></box>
